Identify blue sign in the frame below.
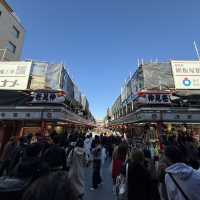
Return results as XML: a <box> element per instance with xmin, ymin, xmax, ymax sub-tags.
<box><xmin>182</xmin><ymin>78</ymin><xmax>191</xmax><ymax>87</ymax></box>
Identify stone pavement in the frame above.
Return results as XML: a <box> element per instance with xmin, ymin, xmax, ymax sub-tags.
<box><xmin>84</xmin><ymin>160</ymin><xmax>115</xmax><ymax>200</ymax></box>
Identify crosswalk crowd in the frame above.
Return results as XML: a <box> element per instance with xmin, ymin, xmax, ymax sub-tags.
<box><xmin>0</xmin><ymin>131</ymin><xmax>200</xmax><ymax>200</ymax></box>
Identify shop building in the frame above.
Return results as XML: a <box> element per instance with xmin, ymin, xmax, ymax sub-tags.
<box><xmin>108</xmin><ymin>60</ymin><xmax>200</xmax><ymax>147</ymax></box>
<box><xmin>0</xmin><ymin>61</ymin><xmax>95</xmax><ymax>153</ymax></box>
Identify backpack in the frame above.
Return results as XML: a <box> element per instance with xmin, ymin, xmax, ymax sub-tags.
<box><xmin>0</xmin><ymin>176</ymin><xmax>27</xmax><ymax>200</ymax></box>
<box><xmin>0</xmin><ymin>160</ymin><xmax>48</xmax><ymax>200</ymax></box>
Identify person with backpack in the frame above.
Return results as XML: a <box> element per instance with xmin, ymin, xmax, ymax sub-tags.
<box><xmin>21</xmin><ymin>143</ymin><xmax>78</xmax><ymax>200</ymax></box>
<box><xmin>0</xmin><ymin>142</ymin><xmax>48</xmax><ymax>200</ymax></box>
<box><xmin>165</xmin><ymin>145</ymin><xmax>200</xmax><ymax>200</ymax></box>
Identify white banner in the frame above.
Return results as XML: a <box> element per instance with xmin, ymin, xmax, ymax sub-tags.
<box><xmin>171</xmin><ymin>60</ymin><xmax>200</xmax><ymax>89</ymax></box>
<box><xmin>0</xmin><ymin>61</ymin><xmax>32</xmax><ymax>90</ymax></box>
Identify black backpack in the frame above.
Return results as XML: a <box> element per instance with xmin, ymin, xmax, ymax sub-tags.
<box><xmin>0</xmin><ymin>163</ymin><xmax>47</xmax><ymax>200</ymax></box>
<box><xmin>0</xmin><ymin>176</ymin><xmax>28</xmax><ymax>200</ymax></box>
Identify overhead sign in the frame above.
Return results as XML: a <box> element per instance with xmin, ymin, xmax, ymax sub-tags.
<box><xmin>0</xmin><ymin>61</ymin><xmax>32</xmax><ymax>90</ymax></box>
<box><xmin>171</xmin><ymin>60</ymin><xmax>200</xmax><ymax>89</ymax></box>
<box><xmin>137</xmin><ymin>93</ymin><xmax>171</xmax><ymax>105</ymax></box>
<box><xmin>31</xmin><ymin>92</ymin><xmax>65</xmax><ymax>103</ymax></box>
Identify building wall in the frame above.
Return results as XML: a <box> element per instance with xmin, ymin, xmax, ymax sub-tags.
<box><xmin>0</xmin><ymin>0</ymin><xmax>25</xmax><ymax>61</ymax></box>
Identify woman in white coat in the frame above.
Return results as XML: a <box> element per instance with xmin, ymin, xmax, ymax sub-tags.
<box><xmin>67</xmin><ymin>139</ymin><xmax>87</xmax><ymax>200</ymax></box>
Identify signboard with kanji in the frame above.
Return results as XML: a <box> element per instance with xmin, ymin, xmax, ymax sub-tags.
<box><xmin>146</xmin><ymin>93</ymin><xmax>171</xmax><ymax>104</ymax></box>
<box><xmin>0</xmin><ymin>61</ymin><xmax>32</xmax><ymax>90</ymax></box>
<box><xmin>171</xmin><ymin>60</ymin><xmax>200</xmax><ymax>89</ymax></box>
<box><xmin>137</xmin><ymin>93</ymin><xmax>171</xmax><ymax>105</ymax></box>
<box><xmin>31</xmin><ymin>92</ymin><xmax>65</xmax><ymax>103</ymax></box>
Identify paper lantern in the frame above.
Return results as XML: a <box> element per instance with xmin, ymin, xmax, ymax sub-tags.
<box><xmin>54</xmin><ymin>126</ymin><xmax>64</xmax><ymax>134</ymax></box>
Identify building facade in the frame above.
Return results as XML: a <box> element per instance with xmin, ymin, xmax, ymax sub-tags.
<box><xmin>0</xmin><ymin>0</ymin><xmax>25</xmax><ymax>61</ymax></box>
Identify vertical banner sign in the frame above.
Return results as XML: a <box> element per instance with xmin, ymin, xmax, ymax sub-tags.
<box><xmin>171</xmin><ymin>60</ymin><xmax>200</xmax><ymax>89</ymax></box>
<box><xmin>0</xmin><ymin>61</ymin><xmax>32</xmax><ymax>90</ymax></box>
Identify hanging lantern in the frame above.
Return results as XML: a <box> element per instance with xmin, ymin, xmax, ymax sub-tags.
<box><xmin>167</xmin><ymin>124</ymin><xmax>172</xmax><ymax>132</ymax></box>
<box><xmin>54</xmin><ymin>126</ymin><xmax>64</xmax><ymax>134</ymax></box>
<box><xmin>47</xmin><ymin>124</ymin><xmax>53</xmax><ymax>131</ymax></box>
<box><xmin>182</xmin><ymin>126</ymin><xmax>187</xmax><ymax>133</ymax></box>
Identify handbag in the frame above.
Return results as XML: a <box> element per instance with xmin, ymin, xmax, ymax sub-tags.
<box><xmin>116</xmin><ymin>175</ymin><xmax>127</xmax><ymax>199</ymax></box>
<box><xmin>168</xmin><ymin>173</ymin><xmax>190</xmax><ymax>200</ymax></box>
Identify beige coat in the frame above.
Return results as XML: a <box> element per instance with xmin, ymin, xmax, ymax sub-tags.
<box><xmin>67</xmin><ymin>147</ymin><xmax>87</xmax><ymax>197</ymax></box>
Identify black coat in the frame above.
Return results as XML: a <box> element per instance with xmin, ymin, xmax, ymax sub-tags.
<box><xmin>128</xmin><ymin>162</ymin><xmax>152</xmax><ymax>200</ymax></box>
<box><xmin>22</xmin><ymin>171</ymin><xmax>77</xmax><ymax>200</ymax></box>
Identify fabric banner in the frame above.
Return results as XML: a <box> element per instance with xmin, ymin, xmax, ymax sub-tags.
<box><xmin>46</xmin><ymin>63</ymin><xmax>63</xmax><ymax>90</ymax></box>
<box><xmin>74</xmin><ymin>85</ymin><xmax>81</xmax><ymax>103</ymax></box>
<box><xmin>63</xmin><ymin>70</ymin><xmax>74</xmax><ymax>98</ymax></box>
<box><xmin>30</xmin><ymin>61</ymin><xmax>48</xmax><ymax>90</ymax></box>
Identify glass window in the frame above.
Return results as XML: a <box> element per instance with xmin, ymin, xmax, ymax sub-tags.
<box><xmin>12</xmin><ymin>26</ymin><xmax>20</xmax><ymax>38</ymax></box>
<box><xmin>5</xmin><ymin>41</ymin><xmax>16</xmax><ymax>54</ymax></box>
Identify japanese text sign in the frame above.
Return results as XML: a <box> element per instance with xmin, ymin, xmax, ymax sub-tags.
<box><xmin>146</xmin><ymin>93</ymin><xmax>171</xmax><ymax>104</ymax></box>
<box><xmin>31</xmin><ymin>92</ymin><xmax>65</xmax><ymax>103</ymax></box>
<box><xmin>0</xmin><ymin>61</ymin><xmax>32</xmax><ymax>90</ymax></box>
<box><xmin>171</xmin><ymin>61</ymin><xmax>200</xmax><ymax>89</ymax></box>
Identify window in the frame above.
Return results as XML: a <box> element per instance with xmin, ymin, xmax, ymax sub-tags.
<box><xmin>5</xmin><ymin>41</ymin><xmax>16</xmax><ymax>54</ymax></box>
<box><xmin>12</xmin><ymin>26</ymin><xmax>20</xmax><ymax>38</ymax></box>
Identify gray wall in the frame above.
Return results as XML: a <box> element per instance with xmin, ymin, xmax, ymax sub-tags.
<box><xmin>0</xmin><ymin>1</ymin><xmax>25</xmax><ymax>61</ymax></box>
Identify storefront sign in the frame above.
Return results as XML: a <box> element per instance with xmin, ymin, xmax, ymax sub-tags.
<box><xmin>0</xmin><ymin>61</ymin><xmax>32</xmax><ymax>90</ymax></box>
<box><xmin>137</xmin><ymin>93</ymin><xmax>171</xmax><ymax>105</ymax></box>
<box><xmin>31</xmin><ymin>92</ymin><xmax>65</xmax><ymax>103</ymax></box>
<box><xmin>171</xmin><ymin>60</ymin><xmax>200</xmax><ymax>89</ymax></box>
<box><xmin>146</xmin><ymin>93</ymin><xmax>171</xmax><ymax>104</ymax></box>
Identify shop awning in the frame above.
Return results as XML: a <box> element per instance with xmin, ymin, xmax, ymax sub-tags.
<box><xmin>110</xmin><ymin>107</ymin><xmax>200</xmax><ymax>125</ymax></box>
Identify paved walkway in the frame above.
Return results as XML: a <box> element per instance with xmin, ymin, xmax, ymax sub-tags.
<box><xmin>84</xmin><ymin>160</ymin><xmax>115</xmax><ymax>200</ymax></box>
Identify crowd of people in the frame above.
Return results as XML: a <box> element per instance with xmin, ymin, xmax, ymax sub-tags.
<box><xmin>0</xmin><ymin>131</ymin><xmax>200</xmax><ymax>200</ymax></box>
<box><xmin>111</xmin><ymin>133</ymin><xmax>200</xmax><ymax>200</ymax></box>
<box><xmin>0</xmin><ymin>131</ymin><xmax>121</xmax><ymax>200</ymax></box>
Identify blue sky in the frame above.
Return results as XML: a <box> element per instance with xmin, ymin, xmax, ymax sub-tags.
<box><xmin>7</xmin><ymin>0</ymin><xmax>200</xmax><ymax>119</ymax></box>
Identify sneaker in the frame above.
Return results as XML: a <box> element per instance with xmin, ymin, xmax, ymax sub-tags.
<box><xmin>98</xmin><ymin>182</ymin><xmax>103</xmax><ymax>186</ymax></box>
<box><xmin>112</xmin><ymin>186</ymin><xmax>115</xmax><ymax>194</ymax></box>
<box><xmin>90</xmin><ymin>187</ymin><xmax>96</xmax><ymax>191</ymax></box>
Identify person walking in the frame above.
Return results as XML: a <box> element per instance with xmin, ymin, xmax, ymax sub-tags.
<box><xmin>165</xmin><ymin>145</ymin><xmax>200</xmax><ymax>200</ymax></box>
<box><xmin>67</xmin><ymin>139</ymin><xmax>87</xmax><ymax>200</ymax></box>
<box><xmin>112</xmin><ymin>143</ymin><xmax>128</xmax><ymax>191</ymax></box>
<box><xmin>127</xmin><ymin>151</ymin><xmax>153</xmax><ymax>200</ymax></box>
<box><xmin>22</xmin><ymin>144</ymin><xmax>78</xmax><ymax>200</ymax></box>
<box><xmin>0</xmin><ymin>137</ymin><xmax>17</xmax><ymax>176</ymax></box>
<box><xmin>84</xmin><ymin>135</ymin><xmax>92</xmax><ymax>161</ymax></box>
<box><xmin>91</xmin><ymin>137</ymin><xmax>102</xmax><ymax>190</ymax></box>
